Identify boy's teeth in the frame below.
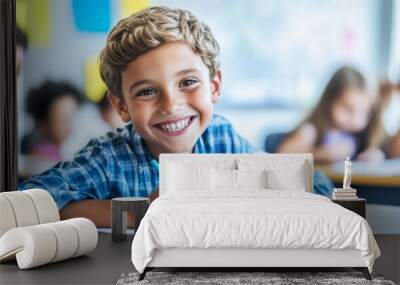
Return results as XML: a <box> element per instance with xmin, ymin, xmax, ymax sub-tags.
<box><xmin>159</xmin><ymin>117</ymin><xmax>191</xmax><ymax>132</ymax></box>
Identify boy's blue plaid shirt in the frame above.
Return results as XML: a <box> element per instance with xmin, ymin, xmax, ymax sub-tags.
<box><xmin>18</xmin><ymin>115</ymin><xmax>333</xmax><ymax>209</ymax></box>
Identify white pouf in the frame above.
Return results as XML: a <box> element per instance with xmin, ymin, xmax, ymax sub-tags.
<box><xmin>0</xmin><ymin>190</ymin><xmax>98</xmax><ymax>269</ymax></box>
<box><xmin>0</xmin><ymin>218</ymin><xmax>98</xmax><ymax>269</ymax></box>
<box><xmin>0</xmin><ymin>189</ymin><xmax>60</xmax><ymax>237</ymax></box>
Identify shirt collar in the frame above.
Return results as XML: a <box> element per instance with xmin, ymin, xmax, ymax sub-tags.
<box><xmin>128</xmin><ymin>124</ymin><xmax>154</xmax><ymax>162</ymax></box>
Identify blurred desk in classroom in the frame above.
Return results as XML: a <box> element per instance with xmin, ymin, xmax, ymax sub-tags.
<box><xmin>315</xmin><ymin>159</ymin><xmax>400</xmax><ymax>206</ymax></box>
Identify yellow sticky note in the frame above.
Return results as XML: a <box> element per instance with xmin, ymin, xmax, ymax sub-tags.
<box><xmin>16</xmin><ymin>0</ymin><xmax>51</xmax><ymax>46</ymax></box>
<box><xmin>85</xmin><ymin>57</ymin><xmax>107</xmax><ymax>102</ymax></box>
<box><xmin>121</xmin><ymin>0</ymin><xmax>149</xmax><ymax>18</ymax></box>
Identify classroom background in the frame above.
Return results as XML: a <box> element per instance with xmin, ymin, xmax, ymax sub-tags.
<box><xmin>17</xmin><ymin>0</ymin><xmax>400</xmax><ymax>176</ymax></box>
<box><xmin>11</xmin><ymin>2</ymin><xmax>400</xmax><ymax>282</ymax></box>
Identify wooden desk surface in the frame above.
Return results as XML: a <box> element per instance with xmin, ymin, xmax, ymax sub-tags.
<box><xmin>315</xmin><ymin>165</ymin><xmax>400</xmax><ymax>187</ymax></box>
<box><xmin>0</xmin><ymin>233</ymin><xmax>134</xmax><ymax>285</ymax></box>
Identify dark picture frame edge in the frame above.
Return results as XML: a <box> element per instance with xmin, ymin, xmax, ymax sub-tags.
<box><xmin>0</xmin><ymin>0</ymin><xmax>17</xmax><ymax>192</ymax></box>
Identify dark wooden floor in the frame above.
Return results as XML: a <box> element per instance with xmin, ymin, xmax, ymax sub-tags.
<box><xmin>374</xmin><ymin>235</ymin><xmax>400</xmax><ymax>284</ymax></box>
<box><xmin>0</xmin><ymin>234</ymin><xmax>398</xmax><ymax>284</ymax></box>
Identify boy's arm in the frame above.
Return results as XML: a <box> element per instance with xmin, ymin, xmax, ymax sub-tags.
<box><xmin>18</xmin><ymin>138</ymin><xmax>111</xmax><ymax>210</ymax></box>
<box><xmin>60</xmin><ymin>200</ymin><xmax>113</xmax><ymax>227</ymax></box>
<box><xmin>148</xmin><ymin>187</ymin><xmax>159</xmax><ymax>202</ymax></box>
<box><xmin>60</xmin><ymin>200</ymin><xmax>135</xmax><ymax>228</ymax></box>
<box><xmin>60</xmin><ymin>188</ymin><xmax>159</xmax><ymax>227</ymax></box>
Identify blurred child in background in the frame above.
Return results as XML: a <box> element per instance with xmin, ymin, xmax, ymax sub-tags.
<box><xmin>21</xmin><ymin>81</ymin><xmax>83</xmax><ymax>162</ymax></box>
<box><xmin>382</xmin><ymin>80</ymin><xmax>400</xmax><ymax>158</ymax></box>
<box><xmin>16</xmin><ymin>26</ymin><xmax>28</xmax><ymax>75</ymax></box>
<box><xmin>390</xmin><ymin>131</ymin><xmax>400</xmax><ymax>157</ymax></box>
<box><xmin>60</xmin><ymin>91</ymin><xmax>124</xmax><ymax>160</ymax></box>
<box><xmin>278</xmin><ymin>66</ymin><xmax>385</xmax><ymax>163</ymax></box>
<box><xmin>97</xmin><ymin>91</ymin><xmax>124</xmax><ymax>129</ymax></box>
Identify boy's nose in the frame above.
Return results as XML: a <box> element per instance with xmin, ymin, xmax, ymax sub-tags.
<box><xmin>159</xmin><ymin>92</ymin><xmax>183</xmax><ymax>115</ymax></box>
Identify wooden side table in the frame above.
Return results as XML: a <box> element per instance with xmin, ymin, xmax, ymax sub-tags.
<box><xmin>111</xmin><ymin>197</ymin><xmax>150</xmax><ymax>242</ymax></box>
<box><xmin>332</xmin><ymin>198</ymin><xmax>366</xmax><ymax>218</ymax></box>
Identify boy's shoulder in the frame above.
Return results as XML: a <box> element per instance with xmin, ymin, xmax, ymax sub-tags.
<box><xmin>206</xmin><ymin>114</ymin><xmax>234</xmax><ymax>130</ymax></box>
<box><xmin>94</xmin><ymin>124</ymin><xmax>133</xmax><ymax>145</ymax></box>
<box><xmin>195</xmin><ymin>114</ymin><xmax>256</xmax><ymax>153</ymax></box>
<box><xmin>74</xmin><ymin>123</ymin><xmax>136</xmax><ymax>158</ymax></box>
<box><xmin>200</xmin><ymin>114</ymin><xmax>236</xmax><ymax>142</ymax></box>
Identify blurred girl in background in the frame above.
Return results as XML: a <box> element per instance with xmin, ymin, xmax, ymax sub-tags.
<box><xmin>390</xmin><ymin>131</ymin><xmax>400</xmax><ymax>157</ymax></box>
<box><xmin>21</xmin><ymin>81</ymin><xmax>83</xmax><ymax>162</ymax></box>
<box><xmin>278</xmin><ymin>66</ymin><xmax>385</xmax><ymax>163</ymax></box>
<box><xmin>381</xmin><ymin>80</ymin><xmax>400</xmax><ymax>158</ymax></box>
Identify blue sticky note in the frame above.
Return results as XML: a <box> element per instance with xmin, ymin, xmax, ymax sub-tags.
<box><xmin>72</xmin><ymin>0</ymin><xmax>111</xmax><ymax>33</ymax></box>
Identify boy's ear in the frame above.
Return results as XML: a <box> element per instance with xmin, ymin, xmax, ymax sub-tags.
<box><xmin>107</xmin><ymin>92</ymin><xmax>131</xmax><ymax>123</ymax></box>
<box><xmin>210</xmin><ymin>69</ymin><xmax>222</xmax><ymax>103</ymax></box>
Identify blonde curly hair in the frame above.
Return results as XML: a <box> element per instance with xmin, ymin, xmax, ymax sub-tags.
<box><xmin>99</xmin><ymin>6</ymin><xmax>220</xmax><ymax>98</ymax></box>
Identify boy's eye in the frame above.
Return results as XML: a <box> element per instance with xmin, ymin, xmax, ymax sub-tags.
<box><xmin>180</xmin><ymin>79</ymin><xmax>197</xmax><ymax>87</ymax></box>
<box><xmin>136</xmin><ymin>88</ymin><xmax>157</xmax><ymax>97</ymax></box>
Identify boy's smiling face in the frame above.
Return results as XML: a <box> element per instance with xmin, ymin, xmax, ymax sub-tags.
<box><xmin>109</xmin><ymin>41</ymin><xmax>221</xmax><ymax>158</ymax></box>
